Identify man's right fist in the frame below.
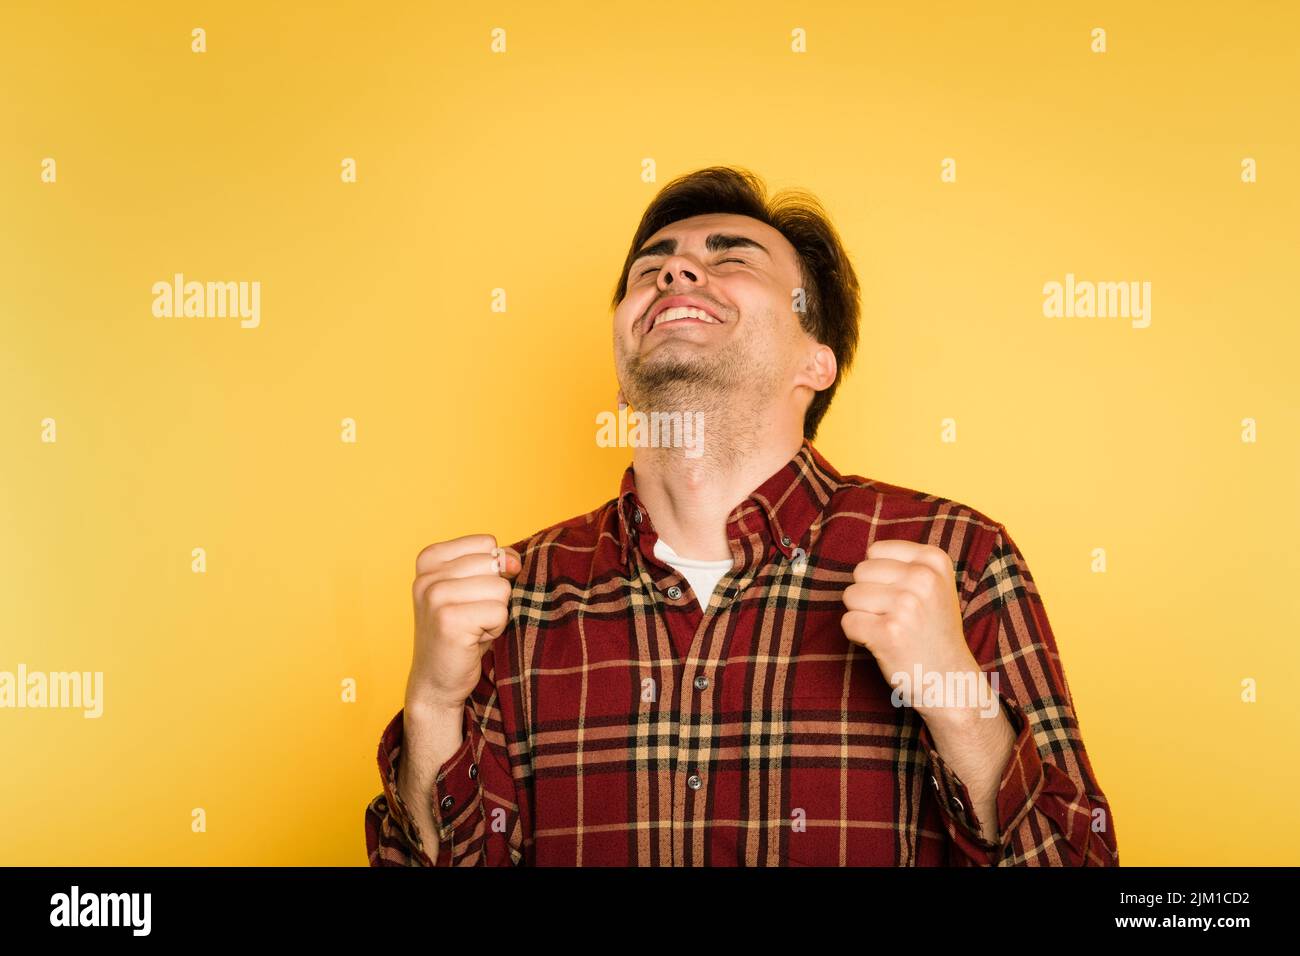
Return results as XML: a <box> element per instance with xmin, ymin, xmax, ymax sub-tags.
<box><xmin>406</xmin><ymin>534</ymin><xmax>521</xmax><ymax>714</ymax></box>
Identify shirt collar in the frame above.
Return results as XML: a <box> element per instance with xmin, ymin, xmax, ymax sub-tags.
<box><xmin>614</xmin><ymin>439</ymin><xmax>844</xmax><ymax>566</ymax></box>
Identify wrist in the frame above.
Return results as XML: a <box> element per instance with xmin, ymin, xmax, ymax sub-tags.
<box><xmin>404</xmin><ymin>694</ymin><xmax>466</xmax><ymax>722</ymax></box>
<box><xmin>912</xmin><ymin>661</ymin><xmax>1002</xmax><ymax>728</ymax></box>
<box><xmin>404</xmin><ymin>672</ymin><xmax>469</xmax><ymax>716</ymax></box>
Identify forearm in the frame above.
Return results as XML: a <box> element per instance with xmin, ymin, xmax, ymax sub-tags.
<box><xmin>919</xmin><ymin>675</ymin><xmax>1017</xmax><ymax>844</ymax></box>
<box><xmin>396</xmin><ymin>697</ymin><xmax>467</xmax><ymax>857</ymax></box>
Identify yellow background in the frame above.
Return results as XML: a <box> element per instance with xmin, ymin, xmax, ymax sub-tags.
<box><xmin>2</xmin><ymin>1</ymin><xmax>1296</xmax><ymax>865</ymax></box>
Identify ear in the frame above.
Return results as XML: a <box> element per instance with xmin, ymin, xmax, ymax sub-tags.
<box><xmin>797</xmin><ymin>343</ymin><xmax>838</xmax><ymax>393</ymax></box>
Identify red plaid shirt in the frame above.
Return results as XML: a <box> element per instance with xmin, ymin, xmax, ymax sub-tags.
<box><xmin>366</xmin><ymin>441</ymin><xmax>1118</xmax><ymax>866</ymax></box>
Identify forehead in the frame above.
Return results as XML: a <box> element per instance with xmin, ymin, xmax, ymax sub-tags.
<box><xmin>639</xmin><ymin>213</ymin><xmax>797</xmax><ymax>267</ymax></box>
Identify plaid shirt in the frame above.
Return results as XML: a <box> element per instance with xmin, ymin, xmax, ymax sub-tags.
<box><xmin>366</xmin><ymin>441</ymin><xmax>1119</xmax><ymax>866</ymax></box>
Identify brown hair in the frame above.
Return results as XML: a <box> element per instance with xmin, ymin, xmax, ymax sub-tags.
<box><xmin>610</xmin><ymin>166</ymin><xmax>861</xmax><ymax>441</ymax></box>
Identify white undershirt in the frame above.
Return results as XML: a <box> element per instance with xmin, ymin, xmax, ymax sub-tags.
<box><xmin>653</xmin><ymin>537</ymin><xmax>733</xmax><ymax>610</ymax></box>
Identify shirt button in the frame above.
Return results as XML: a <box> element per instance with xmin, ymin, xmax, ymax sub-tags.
<box><xmin>666</xmin><ymin>585</ymin><xmax>682</xmax><ymax>600</ymax></box>
<box><xmin>468</xmin><ymin>763</ymin><xmax>478</xmax><ymax>780</ymax></box>
<box><xmin>633</xmin><ymin>508</ymin><xmax>643</xmax><ymax>524</ymax></box>
<box><xmin>694</xmin><ymin>675</ymin><xmax>709</xmax><ymax>690</ymax></box>
<box><xmin>687</xmin><ymin>774</ymin><xmax>703</xmax><ymax>790</ymax></box>
<box><xmin>440</xmin><ymin>795</ymin><xmax>454</xmax><ymax>812</ymax></box>
<box><xmin>930</xmin><ymin>775</ymin><xmax>939</xmax><ymax>790</ymax></box>
<box><xmin>781</xmin><ymin>535</ymin><xmax>792</xmax><ymax>547</ymax></box>
<box><xmin>949</xmin><ymin>796</ymin><xmax>965</xmax><ymax>815</ymax></box>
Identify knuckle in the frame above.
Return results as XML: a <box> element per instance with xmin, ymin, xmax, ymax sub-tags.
<box><xmin>908</xmin><ymin>568</ymin><xmax>934</xmax><ymax>597</ymax></box>
<box><xmin>840</xmin><ymin>610</ymin><xmax>861</xmax><ymax>637</ymax></box>
<box><xmin>425</xmin><ymin>580</ymin><xmax>449</xmax><ymax>608</ymax></box>
<box><xmin>414</xmin><ymin>550</ymin><xmax>430</xmax><ymax>574</ymax></box>
<box><xmin>415</xmin><ymin>542</ymin><xmax>447</xmax><ymax>575</ymax></box>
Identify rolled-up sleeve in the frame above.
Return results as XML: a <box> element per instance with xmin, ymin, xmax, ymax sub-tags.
<box><xmin>365</xmin><ymin>642</ymin><xmax>530</xmax><ymax>866</ymax></box>
<box><xmin>919</xmin><ymin>522</ymin><xmax>1120</xmax><ymax>867</ymax></box>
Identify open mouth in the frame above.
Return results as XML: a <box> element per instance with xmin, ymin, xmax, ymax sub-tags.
<box><xmin>644</xmin><ymin>299</ymin><xmax>724</xmax><ymax>335</ymax></box>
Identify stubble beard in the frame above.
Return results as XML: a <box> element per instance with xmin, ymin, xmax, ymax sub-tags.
<box><xmin>616</xmin><ymin>336</ymin><xmax>780</xmax><ymax>468</ymax></box>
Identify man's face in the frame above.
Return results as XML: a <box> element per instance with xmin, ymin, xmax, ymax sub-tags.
<box><xmin>612</xmin><ymin>212</ymin><xmax>814</xmax><ymax>414</ymax></box>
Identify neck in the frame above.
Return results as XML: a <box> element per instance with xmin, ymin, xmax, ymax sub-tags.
<box><xmin>631</xmin><ymin>398</ymin><xmax>805</xmax><ymax>561</ymax></box>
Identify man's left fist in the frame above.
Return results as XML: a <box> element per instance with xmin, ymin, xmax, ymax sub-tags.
<box><xmin>840</xmin><ymin>540</ymin><xmax>978</xmax><ymax>712</ymax></box>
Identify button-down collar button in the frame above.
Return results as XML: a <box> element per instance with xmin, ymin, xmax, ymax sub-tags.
<box><xmin>633</xmin><ymin>508</ymin><xmax>643</xmax><ymax>524</ymax></box>
<box><xmin>468</xmin><ymin>763</ymin><xmax>478</xmax><ymax>780</ymax></box>
<box><xmin>440</xmin><ymin>795</ymin><xmax>455</xmax><ymax>812</ymax></box>
<box><xmin>930</xmin><ymin>775</ymin><xmax>940</xmax><ymax>790</ymax></box>
<box><xmin>694</xmin><ymin>675</ymin><xmax>709</xmax><ymax>690</ymax></box>
<box><xmin>666</xmin><ymin>585</ymin><xmax>682</xmax><ymax>600</ymax></box>
<box><xmin>781</xmin><ymin>535</ymin><xmax>792</xmax><ymax>547</ymax></box>
<box><xmin>949</xmin><ymin>796</ymin><xmax>965</xmax><ymax>815</ymax></box>
<box><xmin>687</xmin><ymin>774</ymin><xmax>703</xmax><ymax>790</ymax></box>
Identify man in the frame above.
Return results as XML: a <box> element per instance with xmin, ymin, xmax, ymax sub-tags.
<box><xmin>365</xmin><ymin>166</ymin><xmax>1119</xmax><ymax>866</ymax></box>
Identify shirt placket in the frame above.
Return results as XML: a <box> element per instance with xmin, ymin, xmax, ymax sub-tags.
<box><xmin>629</xmin><ymin>503</ymin><xmax>780</xmax><ymax>866</ymax></box>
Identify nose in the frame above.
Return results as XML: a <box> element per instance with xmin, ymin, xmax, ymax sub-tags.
<box><xmin>657</xmin><ymin>255</ymin><xmax>700</xmax><ymax>287</ymax></box>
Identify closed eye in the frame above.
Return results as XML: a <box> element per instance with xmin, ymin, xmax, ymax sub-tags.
<box><xmin>637</xmin><ymin>257</ymin><xmax>746</xmax><ymax>277</ymax></box>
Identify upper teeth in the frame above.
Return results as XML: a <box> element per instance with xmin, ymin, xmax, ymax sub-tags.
<box><xmin>653</xmin><ymin>306</ymin><xmax>718</xmax><ymax>328</ymax></box>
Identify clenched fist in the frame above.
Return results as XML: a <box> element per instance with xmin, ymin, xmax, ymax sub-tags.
<box><xmin>839</xmin><ymin>540</ymin><xmax>980</xmax><ymax>718</ymax></box>
<box><xmin>406</xmin><ymin>533</ymin><xmax>521</xmax><ymax>714</ymax></box>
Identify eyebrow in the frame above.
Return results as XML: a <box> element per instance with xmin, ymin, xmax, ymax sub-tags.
<box><xmin>629</xmin><ymin>233</ymin><xmax>771</xmax><ymax>269</ymax></box>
